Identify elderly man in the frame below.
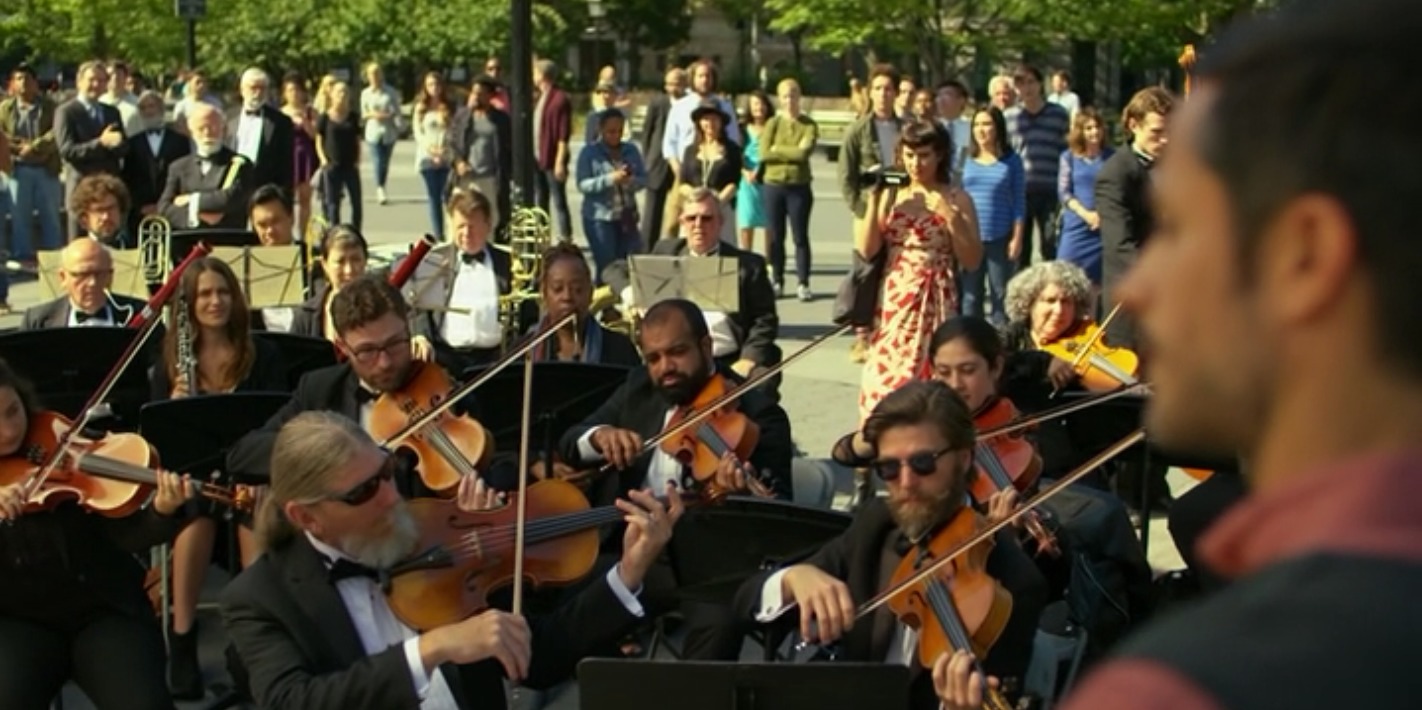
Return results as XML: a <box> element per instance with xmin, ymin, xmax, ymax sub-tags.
<box><xmin>121</xmin><ymin>90</ymin><xmax>190</xmax><ymax>238</ymax></box>
<box><xmin>21</xmin><ymin>238</ymin><xmax>144</xmax><ymax>329</ymax></box>
<box><xmin>159</xmin><ymin>103</ymin><xmax>254</xmax><ymax>229</ymax></box>
<box><xmin>228</xmin><ymin>67</ymin><xmax>294</xmax><ymax>193</ymax></box>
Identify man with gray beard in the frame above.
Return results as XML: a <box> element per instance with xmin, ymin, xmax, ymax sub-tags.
<box><xmin>221</xmin><ymin>410</ymin><xmax>682</xmax><ymax>710</ymax></box>
<box><xmin>733</xmin><ymin>381</ymin><xmax>1045</xmax><ymax>709</ymax></box>
<box><xmin>158</xmin><ymin>102</ymin><xmax>254</xmax><ymax>229</ymax></box>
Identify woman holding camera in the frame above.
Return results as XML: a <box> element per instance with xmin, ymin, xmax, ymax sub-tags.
<box><xmin>856</xmin><ymin>119</ymin><xmax>982</xmax><ymax>422</ymax></box>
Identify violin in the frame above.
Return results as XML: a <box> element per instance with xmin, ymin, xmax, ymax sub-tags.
<box><xmin>385</xmin><ymin>478</ymin><xmax>681</xmax><ymax>630</ymax></box>
<box><xmin>659</xmin><ymin>372</ymin><xmax>761</xmax><ymax>500</ymax></box>
<box><xmin>971</xmin><ymin>398</ymin><xmax>1057</xmax><ymax>556</ymax></box>
<box><xmin>0</xmin><ymin>411</ymin><xmax>253</xmax><ymax>517</ymax></box>
<box><xmin>886</xmin><ymin>505</ymin><xmax>1017</xmax><ymax>710</ymax></box>
<box><xmin>1039</xmin><ymin>320</ymin><xmax>1139</xmax><ymax>392</ymax></box>
<box><xmin>367</xmin><ymin>361</ymin><xmax>494</xmax><ymax>496</ymax></box>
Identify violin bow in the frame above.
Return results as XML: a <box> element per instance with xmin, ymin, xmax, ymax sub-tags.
<box><xmin>376</xmin><ymin>312</ymin><xmax>575</xmax><ymax>450</ymax></box>
<box><xmin>510</xmin><ymin>347</ymin><xmax>536</xmax><ymax>616</ymax></box>
<box><xmin>22</xmin><ymin>243</ymin><xmax>212</xmax><ymax>500</ymax></box>
<box><xmin>857</xmin><ymin>429</ymin><xmax>1146</xmax><ymax>619</ymax></box>
<box><xmin>1050</xmin><ymin>302</ymin><xmax>1127</xmax><ymax>399</ymax></box>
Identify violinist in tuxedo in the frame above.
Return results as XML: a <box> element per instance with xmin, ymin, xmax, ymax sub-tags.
<box><xmin>158</xmin><ymin>103</ymin><xmax>254</xmax><ymax>230</ymax></box>
<box><xmin>120</xmin><ymin>90</ymin><xmax>190</xmax><ymax>238</ymax></box>
<box><xmin>602</xmin><ymin>187</ymin><xmax>782</xmax><ymax>399</ymax></box>
<box><xmin>55</xmin><ymin>60</ymin><xmax>128</xmax><ymax>238</ymax></box>
<box><xmin>227</xmin><ymin>67</ymin><xmax>294</xmax><ymax>194</ymax></box>
<box><xmin>734</xmin><ymin>381</ymin><xmax>1046</xmax><ymax>710</ymax></box>
<box><xmin>221</xmin><ymin>410</ymin><xmax>683</xmax><ymax>710</ymax></box>
<box><xmin>20</xmin><ymin>239</ymin><xmax>143</xmax><ymax>330</ymax></box>
<box><xmin>402</xmin><ymin>188</ymin><xmax>536</xmax><ymax>374</ymax></box>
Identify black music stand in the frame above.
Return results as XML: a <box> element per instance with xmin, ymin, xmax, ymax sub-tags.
<box><xmin>460</xmin><ymin>361</ymin><xmax>631</xmax><ymax>464</ymax></box>
<box><xmin>0</xmin><ymin>327</ymin><xmax>154</xmax><ymax>430</ymax></box>
<box><xmin>579</xmin><ymin>660</ymin><xmax>909</xmax><ymax>710</ymax></box>
<box><xmin>139</xmin><ymin>393</ymin><xmax>289</xmax><ymax>478</ymax></box>
<box><xmin>168</xmin><ymin>228</ymin><xmax>258</xmax><ymax>264</ymax></box>
<box><xmin>252</xmin><ymin>331</ymin><xmax>338</xmax><ymax>389</ymax></box>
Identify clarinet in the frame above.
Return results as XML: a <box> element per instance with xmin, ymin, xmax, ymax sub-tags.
<box><xmin>176</xmin><ymin>287</ymin><xmax>198</xmax><ymax>395</ymax></box>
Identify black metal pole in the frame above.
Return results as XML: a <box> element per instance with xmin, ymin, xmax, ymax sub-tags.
<box><xmin>509</xmin><ymin>0</ymin><xmax>535</xmax><ymax>208</ymax></box>
<box><xmin>185</xmin><ymin>19</ymin><xmax>197</xmax><ymax>69</ymax></box>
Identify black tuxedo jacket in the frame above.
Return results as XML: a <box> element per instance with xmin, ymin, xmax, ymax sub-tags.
<box><xmin>148</xmin><ymin>335</ymin><xmax>289</xmax><ymax>401</ymax></box>
<box><xmin>288</xmin><ymin>285</ymin><xmax>329</xmax><ymax>339</ymax></box>
<box><xmin>158</xmin><ymin>146</ymin><xmax>256</xmax><ymax>229</ymax></box>
<box><xmin>54</xmin><ymin>98</ymin><xmax>128</xmax><ymax>186</ymax></box>
<box><xmin>557</xmin><ymin>366</ymin><xmax>794</xmax><ymax>504</ymax></box>
<box><xmin>20</xmin><ymin>294</ymin><xmax>147</xmax><ymax>330</ymax></box>
<box><xmin>226</xmin><ymin>104</ymin><xmax>295</xmax><ymax>192</ymax></box>
<box><xmin>602</xmin><ymin>239</ymin><xmax>780</xmax><ymax>366</ymax></box>
<box><xmin>219</xmin><ymin>532</ymin><xmax>641</xmax><ymax>710</ymax></box>
<box><xmin>732</xmin><ymin>498</ymin><xmax>1045</xmax><ymax>705</ymax></box>
<box><xmin>1094</xmin><ymin>148</ymin><xmax>1152</xmax><ymax>348</ymax></box>
<box><xmin>639</xmin><ymin>93</ymin><xmax>674</xmax><ymax>189</ymax></box>
<box><xmin>121</xmin><ymin>125</ymin><xmax>191</xmax><ymax>214</ymax></box>
<box><xmin>403</xmin><ymin>244</ymin><xmax>537</xmax><ymax>353</ymax></box>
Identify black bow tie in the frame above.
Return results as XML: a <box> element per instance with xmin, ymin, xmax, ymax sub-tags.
<box><xmin>324</xmin><ymin>556</ymin><xmax>385</xmax><ymax>585</ymax></box>
<box><xmin>74</xmin><ymin>308</ymin><xmax>107</xmax><ymax>323</ymax></box>
<box><xmin>148</xmin><ymin>129</ymin><xmax>161</xmax><ymax>137</ymax></box>
<box><xmin>245</xmin><ymin>109</ymin><xmax>261</xmax><ymax>117</ymax></box>
<box><xmin>354</xmin><ymin>386</ymin><xmax>379</xmax><ymax>405</ymax></box>
<box><xmin>461</xmin><ymin>251</ymin><xmax>486</xmax><ymax>265</ymax></box>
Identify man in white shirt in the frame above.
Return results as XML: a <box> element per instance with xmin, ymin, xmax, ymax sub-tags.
<box><xmin>661</xmin><ymin>59</ymin><xmax>740</xmax><ymax>179</ymax></box>
<box><xmin>732</xmin><ymin>381</ymin><xmax>1046</xmax><ymax>708</ymax></box>
<box><xmin>934</xmin><ymin>79</ymin><xmax>972</xmax><ymax>183</ymax></box>
<box><xmin>99</xmin><ymin>60</ymin><xmax>142</xmax><ymax>136</ymax></box>
<box><xmin>221</xmin><ymin>410</ymin><xmax>683</xmax><ymax>710</ymax></box>
<box><xmin>1047</xmin><ymin>70</ymin><xmax>1081</xmax><ymax>117</ymax></box>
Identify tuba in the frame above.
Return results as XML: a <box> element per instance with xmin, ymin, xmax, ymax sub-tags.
<box><xmin>499</xmin><ymin>206</ymin><xmax>553</xmax><ymax>349</ymax></box>
<box><xmin>138</xmin><ymin>214</ymin><xmax>172</xmax><ymax>286</ymax></box>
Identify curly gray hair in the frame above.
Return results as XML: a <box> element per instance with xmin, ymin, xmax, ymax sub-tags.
<box><xmin>1004</xmin><ymin>260</ymin><xmax>1094</xmax><ymax>324</ymax></box>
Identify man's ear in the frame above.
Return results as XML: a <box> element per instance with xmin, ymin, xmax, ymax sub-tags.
<box><xmin>284</xmin><ymin>500</ymin><xmax>320</xmax><ymax>537</ymax></box>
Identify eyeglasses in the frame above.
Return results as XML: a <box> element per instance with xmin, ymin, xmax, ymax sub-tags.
<box><xmin>325</xmin><ymin>454</ymin><xmax>400</xmax><ymax>506</ymax></box>
<box><xmin>869</xmin><ymin>446</ymin><xmax>954</xmax><ymax>482</ymax></box>
<box><xmin>342</xmin><ymin>335</ymin><xmax>410</xmax><ymax>364</ymax></box>
<box><xmin>680</xmin><ymin>213</ymin><xmax>715</xmax><ymax>224</ymax></box>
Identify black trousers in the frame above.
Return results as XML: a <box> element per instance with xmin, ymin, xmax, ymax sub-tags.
<box><xmin>641</xmin><ymin>173</ymin><xmax>673</xmax><ymax>252</ymax></box>
<box><xmin>1168</xmin><ymin>469</ymin><xmax>1247</xmax><ymax>592</ymax></box>
<box><xmin>763</xmin><ymin>183</ymin><xmax>815</xmax><ymax>288</ymax></box>
<box><xmin>1021</xmin><ymin>190</ymin><xmax>1059</xmax><ymax>269</ymax></box>
<box><xmin>0</xmin><ymin>610</ymin><xmax>172</xmax><ymax>710</ymax></box>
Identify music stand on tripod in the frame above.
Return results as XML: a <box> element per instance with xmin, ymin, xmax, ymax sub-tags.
<box><xmin>579</xmin><ymin>659</ymin><xmax>909</xmax><ymax>710</ymax></box>
<box><xmin>0</xmin><ymin>327</ymin><xmax>155</xmax><ymax>431</ymax></box>
<box><xmin>252</xmin><ymin>331</ymin><xmax>338</xmax><ymax>389</ymax></box>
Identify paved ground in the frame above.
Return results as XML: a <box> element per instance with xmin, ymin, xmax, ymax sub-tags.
<box><xmin>8</xmin><ymin>140</ymin><xmax>1192</xmax><ymax>709</ymax></box>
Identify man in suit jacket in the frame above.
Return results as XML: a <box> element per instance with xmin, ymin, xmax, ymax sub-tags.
<box><xmin>0</xmin><ymin>64</ymin><xmax>64</xmax><ymax>259</ymax></box>
<box><xmin>603</xmin><ymin>188</ymin><xmax>780</xmax><ymax>389</ymax></box>
<box><xmin>733</xmin><ymin>381</ymin><xmax>1045</xmax><ymax>709</ymax></box>
<box><xmin>159</xmin><ymin>102</ymin><xmax>254</xmax><ymax>230</ymax></box>
<box><xmin>56</xmin><ymin>60</ymin><xmax>129</xmax><ymax>238</ymax></box>
<box><xmin>21</xmin><ymin>238</ymin><xmax>144</xmax><ymax>329</ymax></box>
<box><xmin>450</xmin><ymin>75</ymin><xmax>512</xmax><ymax>240</ymax></box>
<box><xmin>221</xmin><ymin>410</ymin><xmax>681</xmax><ymax>710</ymax></box>
<box><xmin>532</xmin><ymin>60</ymin><xmax>573</xmax><ymax>240</ymax></box>
<box><xmin>121</xmin><ymin>90</ymin><xmax>190</xmax><ymax>238</ymax></box>
<box><xmin>403</xmin><ymin>189</ymin><xmax>536</xmax><ymax>375</ymax></box>
<box><xmin>227</xmin><ymin>67</ymin><xmax>294</xmax><ymax>194</ymax></box>
<box><xmin>638</xmin><ymin>68</ymin><xmax>687</xmax><ymax>250</ymax></box>
<box><xmin>1096</xmin><ymin>87</ymin><xmax>1175</xmax><ymax>350</ymax></box>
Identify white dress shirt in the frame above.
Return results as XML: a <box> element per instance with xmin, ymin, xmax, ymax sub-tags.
<box><xmin>577</xmin><ymin>410</ymin><xmax>684</xmax><ymax>492</ymax></box>
<box><xmin>441</xmin><ymin>248</ymin><xmax>502</xmax><ymax>349</ymax></box>
<box><xmin>756</xmin><ymin>568</ymin><xmax>918</xmax><ymax>666</ymax></box>
<box><xmin>236</xmin><ymin>110</ymin><xmax>264</xmax><ymax>163</ymax></box>
<box><xmin>145</xmin><ymin>129</ymin><xmax>165</xmax><ymax>157</ymax></box>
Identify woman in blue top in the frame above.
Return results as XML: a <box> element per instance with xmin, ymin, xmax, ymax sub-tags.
<box><xmin>1056</xmin><ymin>108</ymin><xmax>1114</xmax><ymax>286</ymax></box>
<box><xmin>575</xmin><ymin>109</ymin><xmax>647</xmax><ymax>282</ymax></box>
<box><xmin>960</xmin><ymin>106</ymin><xmax>1025</xmax><ymax>325</ymax></box>
<box><xmin>737</xmin><ymin>91</ymin><xmax>773</xmax><ymax>255</ymax></box>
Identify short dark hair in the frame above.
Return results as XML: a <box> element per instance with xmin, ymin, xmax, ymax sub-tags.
<box><xmin>11</xmin><ymin>64</ymin><xmax>35</xmax><ymax>82</ymax></box>
<box><xmin>1121</xmin><ymin>87</ymin><xmax>1174</xmax><ymax>138</ymax></box>
<box><xmin>929</xmin><ymin>316</ymin><xmax>1004</xmax><ymax>368</ymax></box>
<box><xmin>248</xmin><ymin>184</ymin><xmax>293</xmax><ymax>217</ymax></box>
<box><xmin>895</xmin><ymin>119</ymin><xmax>954</xmax><ymax>184</ymax></box>
<box><xmin>329</xmin><ymin>275</ymin><xmax>408</xmax><ymax>335</ymax></box>
<box><xmin>1014</xmin><ymin>64</ymin><xmax>1044</xmax><ymax>84</ymax></box>
<box><xmin>320</xmin><ymin>224</ymin><xmax>367</xmax><ymax>259</ymax></box>
<box><xmin>640</xmin><ymin>298</ymin><xmax>710</xmax><ymax>344</ymax></box>
<box><xmin>0</xmin><ymin>357</ymin><xmax>40</xmax><ymax>416</ymax></box>
<box><xmin>868</xmin><ymin>63</ymin><xmax>899</xmax><ymax>87</ymax></box>
<box><xmin>446</xmin><ymin>185</ymin><xmax>492</xmax><ymax>218</ymax></box>
<box><xmin>935</xmin><ymin>79</ymin><xmax>968</xmax><ymax>99</ymax></box>
<box><xmin>1196</xmin><ymin>0</ymin><xmax>1422</xmax><ymax>377</ymax></box>
<box><xmin>597</xmin><ymin>108</ymin><xmax>626</xmax><ymax>128</ymax></box>
<box><xmin>862</xmin><ymin>380</ymin><xmax>974</xmax><ymax>453</ymax></box>
<box><xmin>541</xmin><ymin>241</ymin><xmax>591</xmax><ymax>280</ymax></box>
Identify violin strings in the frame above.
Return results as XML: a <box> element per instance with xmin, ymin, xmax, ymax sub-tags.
<box><xmin>436</xmin><ymin>507</ymin><xmax>628</xmax><ymax>562</ymax></box>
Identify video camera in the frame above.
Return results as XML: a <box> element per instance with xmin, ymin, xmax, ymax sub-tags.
<box><xmin>857</xmin><ymin>165</ymin><xmax>910</xmax><ymax>189</ymax></box>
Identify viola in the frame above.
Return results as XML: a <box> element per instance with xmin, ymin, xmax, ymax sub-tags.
<box><xmin>659</xmin><ymin>372</ymin><xmax>761</xmax><ymax>500</ymax></box>
<box><xmin>970</xmin><ymin>398</ymin><xmax>1057</xmax><ymax>556</ymax></box>
<box><xmin>885</xmin><ymin>505</ymin><xmax>1017</xmax><ymax>710</ymax></box>
<box><xmin>1039</xmin><ymin>321</ymin><xmax>1139</xmax><ymax>392</ymax></box>
<box><xmin>385</xmin><ymin>479</ymin><xmax>684</xmax><ymax>630</ymax></box>
<box><xmin>367</xmin><ymin>361</ymin><xmax>493</xmax><ymax>496</ymax></box>
<box><xmin>0</xmin><ymin>411</ymin><xmax>253</xmax><ymax>517</ymax></box>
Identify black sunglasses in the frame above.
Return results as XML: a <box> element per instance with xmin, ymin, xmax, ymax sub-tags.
<box><xmin>869</xmin><ymin>446</ymin><xmax>954</xmax><ymax>482</ymax></box>
<box><xmin>327</xmin><ymin>455</ymin><xmax>400</xmax><ymax>506</ymax></box>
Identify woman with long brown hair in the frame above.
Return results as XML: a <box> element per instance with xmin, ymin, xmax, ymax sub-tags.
<box><xmin>413</xmin><ymin>70</ymin><xmax>456</xmax><ymax>240</ymax></box>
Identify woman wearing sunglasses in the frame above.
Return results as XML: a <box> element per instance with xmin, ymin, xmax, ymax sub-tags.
<box><xmin>0</xmin><ymin>358</ymin><xmax>197</xmax><ymax>709</ymax></box>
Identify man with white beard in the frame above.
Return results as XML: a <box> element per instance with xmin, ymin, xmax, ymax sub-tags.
<box><xmin>158</xmin><ymin>102</ymin><xmax>254</xmax><ymax>229</ymax></box>
<box><xmin>221</xmin><ymin>410</ymin><xmax>684</xmax><ymax>709</ymax></box>
<box><xmin>227</xmin><ymin>67</ymin><xmax>294</xmax><ymax>194</ymax></box>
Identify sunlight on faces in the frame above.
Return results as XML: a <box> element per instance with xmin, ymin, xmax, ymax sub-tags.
<box><xmin>1030</xmin><ymin>283</ymin><xmax>1077</xmax><ymax>343</ymax></box>
<box><xmin>600</xmin><ymin>114</ymin><xmax>624</xmax><ymax>146</ymax></box>
<box><xmin>936</xmin><ymin>86</ymin><xmax>965</xmax><ymax>120</ymax></box>
<box><xmin>0</xmin><ymin>386</ymin><xmax>26</xmax><ymax>458</ymax></box>
<box><xmin>932</xmin><ymin>338</ymin><xmax>1001</xmax><ymax>413</ymax></box>
<box><xmin>691</xmin><ymin>64</ymin><xmax>713</xmax><ymax>94</ymax></box>
<box><xmin>138</xmin><ymin>94</ymin><xmax>165</xmax><ymax>129</ymax></box>
<box><xmin>971</xmin><ymin>110</ymin><xmax>997</xmax><ymax>150</ymax></box>
<box><xmin>339</xmin><ymin>312</ymin><xmax>414</xmax><ymax>393</ymax></box>
<box><xmin>680</xmin><ymin>196</ymin><xmax>722</xmax><ymax>254</ymax></box>
<box><xmin>251</xmin><ymin>202</ymin><xmax>294</xmax><ymax>246</ymax></box>
<box><xmin>298</xmin><ymin>445</ymin><xmax>418</xmax><ymax>568</ymax></box>
<box><xmin>1116</xmin><ymin>89</ymin><xmax>1267</xmax><ymax>457</ymax></box>
<box><xmin>877</xmin><ymin>422</ymin><xmax>972</xmax><ymax>541</ymax></box>
<box><xmin>870</xmin><ymin>75</ymin><xmax>896</xmax><ymax>116</ymax></box>
<box><xmin>638</xmin><ymin>314</ymin><xmax>712</xmax><ymax>407</ymax></box>
<box><xmin>541</xmin><ymin>257</ymin><xmax>591</xmax><ymax>324</ymax></box>
<box><xmin>990</xmin><ymin>81</ymin><xmax>1015</xmax><ymax>109</ymax></box>
<box><xmin>189</xmin><ymin>107</ymin><xmax>224</xmax><ymax>156</ymax></box>
<box><xmin>81</xmin><ymin>193</ymin><xmax>123</xmax><ymax>240</ymax></box>
<box><xmin>322</xmin><ymin>242</ymin><xmax>367</xmax><ymax>291</ymax></box>
<box><xmin>1082</xmin><ymin>117</ymin><xmax>1104</xmax><ymax>150</ymax></box>
<box><xmin>696</xmin><ymin>111</ymin><xmax>723</xmax><ymax>141</ymax></box>
<box><xmin>665</xmin><ymin>70</ymin><xmax>687</xmax><ymax>97</ymax></box>
<box><xmin>1131</xmin><ymin>112</ymin><xmax>1170</xmax><ymax>160</ymax></box>
<box><xmin>749</xmin><ymin>95</ymin><xmax>770</xmax><ymax>122</ymax></box>
<box><xmin>241</xmin><ymin>74</ymin><xmax>268</xmax><ymax>111</ymax></box>
<box><xmin>449</xmin><ymin>206</ymin><xmax>492</xmax><ymax>255</ymax></box>
<box><xmin>283</xmin><ymin>80</ymin><xmax>307</xmax><ymax>108</ymax></box>
<box><xmin>902</xmin><ymin>142</ymin><xmax>940</xmax><ymax>184</ymax></box>
<box><xmin>777</xmin><ymin>80</ymin><xmax>801</xmax><ymax>115</ymax></box>
<box><xmin>60</xmin><ymin>241</ymin><xmax>114</xmax><ymax>313</ymax></box>
<box><xmin>193</xmin><ymin>270</ymin><xmax>233</xmax><ymax>330</ymax></box>
<box><xmin>912</xmin><ymin>90</ymin><xmax>934</xmax><ymax>119</ymax></box>
<box><xmin>79</xmin><ymin>65</ymin><xmax>106</xmax><ymax>101</ymax></box>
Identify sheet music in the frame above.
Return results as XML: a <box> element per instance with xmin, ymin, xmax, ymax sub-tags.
<box><xmin>37</xmin><ymin>249</ymin><xmax>148</xmax><ymax>301</ymax></box>
<box><xmin>628</xmin><ymin>255</ymin><xmax>739</xmax><ymax>313</ymax></box>
<box><xmin>210</xmin><ymin>245</ymin><xmax>306</xmax><ymax>308</ymax></box>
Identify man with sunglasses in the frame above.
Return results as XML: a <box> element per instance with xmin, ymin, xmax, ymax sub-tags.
<box><xmin>227</xmin><ymin>275</ymin><xmax>494</xmax><ymax>506</ymax></box>
<box><xmin>732</xmin><ymin>381</ymin><xmax>1045</xmax><ymax>707</ymax></box>
<box><xmin>222</xmin><ymin>411</ymin><xmax>683</xmax><ymax>709</ymax></box>
<box><xmin>602</xmin><ymin>186</ymin><xmax>782</xmax><ymax>399</ymax></box>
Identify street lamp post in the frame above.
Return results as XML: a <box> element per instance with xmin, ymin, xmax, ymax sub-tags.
<box><xmin>509</xmin><ymin>0</ymin><xmax>535</xmax><ymax>207</ymax></box>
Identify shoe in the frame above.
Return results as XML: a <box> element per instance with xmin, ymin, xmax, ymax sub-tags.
<box><xmin>773</xmin><ymin>281</ymin><xmax>784</xmax><ymax>298</ymax></box>
<box><xmin>168</xmin><ymin>622</ymin><xmax>205</xmax><ymax>700</ymax></box>
<box><xmin>377</xmin><ymin>187</ymin><xmax>388</xmax><ymax>205</ymax></box>
<box><xmin>850</xmin><ymin>338</ymin><xmax>868</xmax><ymax>364</ymax></box>
<box><xmin>797</xmin><ymin>285</ymin><xmax>812</xmax><ymax>302</ymax></box>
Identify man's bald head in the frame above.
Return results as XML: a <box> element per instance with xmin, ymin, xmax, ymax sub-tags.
<box><xmin>58</xmin><ymin>239</ymin><xmax>114</xmax><ymax>314</ymax></box>
<box><xmin>61</xmin><ymin>238</ymin><xmax>111</xmax><ymax>272</ymax></box>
